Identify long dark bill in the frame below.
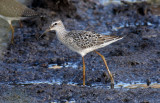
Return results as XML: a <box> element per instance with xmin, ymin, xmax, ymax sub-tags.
<box><xmin>39</xmin><ymin>28</ymin><xmax>50</xmax><ymax>39</ymax></box>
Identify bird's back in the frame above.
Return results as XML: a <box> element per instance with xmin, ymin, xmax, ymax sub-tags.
<box><xmin>65</xmin><ymin>30</ymin><xmax>122</xmax><ymax>49</ymax></box>
<box><xmin>0</xmin><ymin>0</ymin><xmax>38</xmax><ymax>18</ymax></box>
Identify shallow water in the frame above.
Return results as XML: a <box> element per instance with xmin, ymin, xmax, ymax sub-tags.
<box><xmin>23</xmin><ymin>58</ymin><xmax>160</xmax><ymax>89</ymax></box>
<box><xmin>9</xmin><ymin>79</ymin><xmax>160</xmax><ymax>89</ymax></box>
<box><xmin>99</xmin><ymin>0</ymin><xmax>160</xmax><ymax>5</ymax></box>
<box><xmin>48</xmin><ymin>62</ymin><xmax>79</xmax><ymax>69</ymax></box>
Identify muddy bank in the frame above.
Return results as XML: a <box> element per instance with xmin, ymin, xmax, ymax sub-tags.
<box><xmin>0</xmin><ymin>84</ymin><xmax>160</xmax><ymax>102</ymax></box>
<box><xmin>0</xmin><ymin>0</ymin><xmax>160</xmax><ymax>103</ymax></box>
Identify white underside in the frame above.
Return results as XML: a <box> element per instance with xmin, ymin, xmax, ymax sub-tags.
<box><xmin>0</xmin><ymin>14</ymin><xmax>27</xmax><ymax>24</ymax></box>
<box><xmin>78</xmin><ymin>37</ymin><xmax>123</xmax><ymax>57</ymax></box>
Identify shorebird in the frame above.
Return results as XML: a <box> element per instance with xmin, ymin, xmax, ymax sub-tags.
<box><xmin>0</xmin><ymin>0</ymin><xmax>39</xmax><ymax>44</ymax></box>
<box><xmin>41</xmin><ymin>20</ymin><xmax>124</xmax><ymax>89</ymax></box>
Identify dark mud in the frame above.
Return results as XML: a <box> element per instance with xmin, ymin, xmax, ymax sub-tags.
<box><xmin>0</xmin><ymin>0</ymin><xmax>160</xmax><ymax>103</ymax></box>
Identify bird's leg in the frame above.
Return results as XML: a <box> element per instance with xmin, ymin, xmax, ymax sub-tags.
<box><xmin>19</xmin><ymin>20</ymin><xmax>23</xmax><ymax>28</ymax></box>
<box><xmin>94</xmin><ymin>50</ymin><xmax>114</xmax><ymax>89</ymax></box>
<box><xmin>82</xmin><ymin>57</ymin><xmax>85</xmax><ymax>86</ymax></box>
<box><xmin>9</xmin><ymin>24</ymin><xmax>14</xmax><ymax>44</ymax></box>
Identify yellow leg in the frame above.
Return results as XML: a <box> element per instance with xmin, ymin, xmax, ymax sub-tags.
<box><xmin>10</xmin><ymin>24</ymin><xmax>14</xmax><ymax>44</ymax></box>
<box><xmin>19</xmin><ymin>20</ymin><xmax>23</xmax><ymax>28</ymax></box>
<box><xmin>94</xmin><ymin>50</ymin><xmax>114</xmax><ymax>89</ymax></box>
<box><xmin>82</xmin><ymin>57</ymin><xmax>85</xmax><ymax>86</ymax></box>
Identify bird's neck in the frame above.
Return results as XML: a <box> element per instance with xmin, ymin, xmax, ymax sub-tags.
<box><xmin>55</xmin><ymin>27</ymin><xmax>68</xmax><ymax>41</ymax></box>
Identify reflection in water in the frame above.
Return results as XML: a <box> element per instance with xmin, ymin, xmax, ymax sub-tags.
<box><xmin>15</xmin><ymin>79</ymin><xmax>160</xmax><ymax>89</ymax></box>
<box><xmin>99</xmin><ymin>0</ymin><xmax>121</xmax><ymax>5</ymax></box>
<box><xmin>48</xmin><ymin>62</ymin><xmax>79</xmax><ymax>69</ymax></box>
<box><xmin>99</xmin><ymin>0</ymin><xmax>160</xmax><ymax>6</ymax></box>
<box><xmin>92</xmin><ymin>81</ymin><xmax>160</xmax><ymax>89</ymax></box>
<box><xmin>99</xmin><ymin>0</ymin><xmax>143</xmax><ymax>5</ymax></box>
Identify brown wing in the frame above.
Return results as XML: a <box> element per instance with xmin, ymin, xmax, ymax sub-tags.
<box><xmin>66</xmin><ymin>30</ymin><xmax>122</xmax><ymax>49</ymax></box>
<box><xmin>97</xmin><ymin>35</ymin><xmax>122</xmax><ymax>45</ymax></box>
<box><xmin>0</xmin><ymin>0</ymin><xmax>38</xmax><ymax>17</ymax></box>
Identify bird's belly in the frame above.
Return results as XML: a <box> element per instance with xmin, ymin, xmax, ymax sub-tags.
<box><xmin>0</xmin><ymin>14</ymin><xmax>27</xmax><ymax>21</ymax></box>
<box><xmin>66</xmin><ymin>44</ymin><xmax>97</xmax><ymax>57</ymax></box>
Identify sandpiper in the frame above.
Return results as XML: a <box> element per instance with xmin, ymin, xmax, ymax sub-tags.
<box><xmin>42</xmin><ymin>20</ymin><xmax>124</xmax><ymax>89</ymax></box>
<box><xmin>0</xmin><ymin>0</ymin><xmax>39</xmax><ymax>44</ymax></box>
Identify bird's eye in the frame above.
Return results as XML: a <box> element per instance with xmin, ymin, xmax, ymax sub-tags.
<box><xmin>54</xmin><ymin>23</ymin><xmax>57</xmax><ymax>25</ymax></box>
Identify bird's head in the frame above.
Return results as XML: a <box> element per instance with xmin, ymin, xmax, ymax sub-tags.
<box><xmin>40</xmin><ymin>20</ymin><xmax>64</xmax><ymax>38</ymax></box>
<box><xmin>49</xmin><ymin>20</ymin><xmax>63</xmax><ymax>31</ymax></box>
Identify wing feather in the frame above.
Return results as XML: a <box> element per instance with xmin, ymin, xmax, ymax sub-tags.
<box><xmin>66</xmin><ymin>30</ymin><xmax>122</xmax><ymax>49</ymax></box>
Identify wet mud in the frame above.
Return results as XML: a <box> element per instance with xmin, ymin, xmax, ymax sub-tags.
<box><xmin>0</xmin><ymin>0</ymin><xmax>160</xmax><ymax>102</ymax></box>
